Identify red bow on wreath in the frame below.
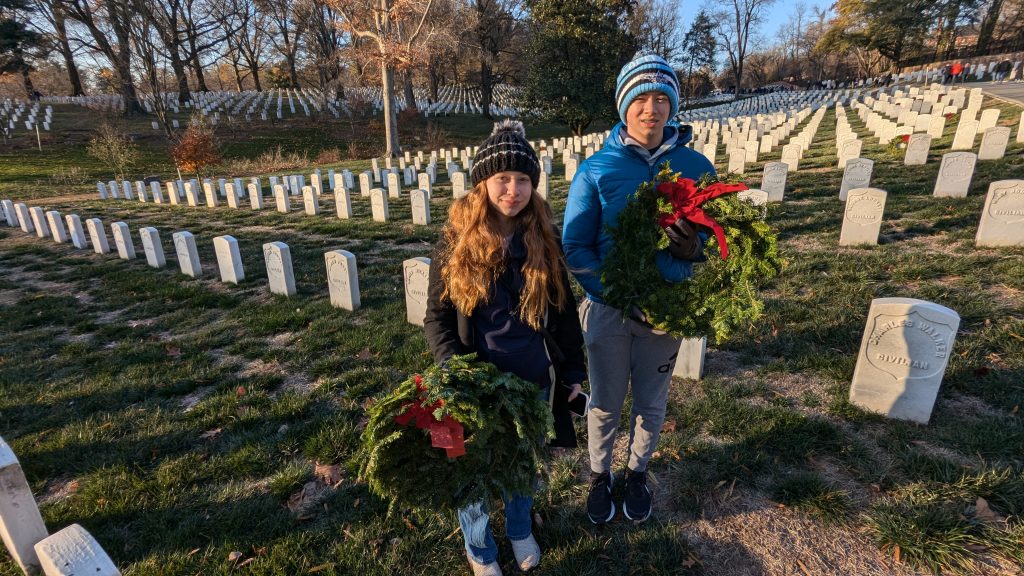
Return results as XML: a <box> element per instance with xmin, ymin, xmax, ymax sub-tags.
<box><xmin>656</xmin><ymin>178</ymin><xmax>748</xmax><ymax>260</ymax></box>
<box><xmin>393</xmin><ymin>375</ymin><xmax>467</xmax><ymax>458</ymax></box>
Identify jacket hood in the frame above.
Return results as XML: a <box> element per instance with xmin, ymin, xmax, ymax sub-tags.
<box><xmin>608</xmin><ymin>122</ymin><xmax>693</xmax><ymax>151</ymax></box>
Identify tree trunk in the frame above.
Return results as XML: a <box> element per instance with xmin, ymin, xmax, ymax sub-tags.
<box><xmin>233</xmin><ymin>60</ymin><xmax>244</xmax><ymax>91</ymax></box>
<box><xmin>403</xmin><ymin>69</ymin><xmax>418</xmax><ymax>114</ymax></box>
<box><xmin>170</xmin><ymin>49</ymin><xmax>191</xmax><ymax>104</ymax></box>
<box><xmin>976</xmin><ymin>0</ymin><xmax>1003</xmax><ymax>55</ymax></box>
<box><xmin>382</xmin><ymin>64</ymin><xmax>400</xmax><ymax>157</ymax></box>
<box><xmin>53</xmin><ymin>7</ymin><xmax>85</xmax><ymax>96</ymax></box>
<box><xmin>250</xmin><ymin>62</ymin><xmax>263</xmax><ymax>91</ymax></box>
<box><xmin>20</xmin><ymin>65</ymin><xmax>35</xmax><ymax>98</ymax></box>
<box><xmin>190</xmin><ymin>44</ymin><xmax>209</xmax><ymax>92</ymax></box>
<box><xmin>480</xmin><ymin>60</ymin><xmax>493</xmax><ymax>120</ymax></box>
<box><xmin>286</xmin><ymin>52</ymin><xmax>300</xmax><ymax>88</ymax></box>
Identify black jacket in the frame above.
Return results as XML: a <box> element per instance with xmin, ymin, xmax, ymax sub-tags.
<box><xmin>423</xmin><ymin>233</ymin><xmax>588</xmax><ymax>446</ymax></box>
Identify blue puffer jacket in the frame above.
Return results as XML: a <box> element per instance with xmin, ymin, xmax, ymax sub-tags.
<box><xmin>562</xmin><ymin>122</ymin><xmax>717</xmax><ymax>303</ymax></box>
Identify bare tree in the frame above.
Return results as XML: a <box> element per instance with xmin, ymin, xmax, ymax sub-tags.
<box><xmin>331</xmin><ymin>0</ymin><xmax>437</xmax><ymax>157</ymax></box>
<box><xmin>708</xmin><ymin>0</ymin><xmax>776</xmax><ymax>97</ymax></box>
<box><xmin>466</xmin><ymin>0</ymin><xmax>523</xmax><ymax>119</ymax></box>
<box><xmin>134</xmin><ymin>0</ymin><xmax>194</xmax><ymax>103</ymax></box>
<box><xmin>233</xmin><ymin>0</ymin><xmax>269</xmax><ymax>91</ymax></box>
<box><xmin>630</xmin><ymin>0</ymin><xmax>685</xmax><ymax>64</ymax></box>
<box><xmin>64</xmin><ymin>0</ymin><xmax>144</xmax><ymax>113</ymax></box>
<box><xmin>260</xmin><ymin>0</ymin><xmax>307</xmax><ymax>88</ymax></box>
<box><xmin>302</xmin><ymin>0</ymin><xmax>346</xmax><ymax>98</ymax></box>
<box><xmin>28</xmin><ymin>0</ymin><xmax>86</xmax><ymax>95</ymax></box>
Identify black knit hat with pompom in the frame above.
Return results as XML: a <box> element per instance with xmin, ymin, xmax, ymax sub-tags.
<box><xmin>470</xmin><ymin>120</ymin><xmax>540</xmax><ymax>188</ymax></box>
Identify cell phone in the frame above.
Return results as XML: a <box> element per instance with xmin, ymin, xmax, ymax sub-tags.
<box><xmin>561</xmin><ymin>383</ymin><xmax>589</xmax><ymax>418</ymax></box>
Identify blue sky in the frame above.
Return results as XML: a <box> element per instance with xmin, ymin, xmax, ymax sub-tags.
<box><xmin>678</xmin><ymin>0</ymin><xmax>836</xmax><ymax>54</ymax></box>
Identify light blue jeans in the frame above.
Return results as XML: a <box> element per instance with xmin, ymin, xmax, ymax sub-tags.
<box><xmin>458</xmin><ymin>494</ymin><xmax>533</xmax><ymax>564</ymax></box>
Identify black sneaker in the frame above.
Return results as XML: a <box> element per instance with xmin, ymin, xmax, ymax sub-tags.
<box><xmin>586</xmin><ymin>471</ymin><xmax>615</xmax><ymax>524</ymax></box>
<box><xmin>623</xmin><ymin>468</ymin><xmax>652</xmax><ymax>522</ymax></box>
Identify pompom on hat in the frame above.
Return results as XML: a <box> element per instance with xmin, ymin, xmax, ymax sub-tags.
<box><xmin>470</xmin><ymin>120</ymin><xmax>541</xmax><ymax>188</ymax></box>
<box><xmin>615</xmin><ymin>52</ymin><xmax>680</xmax><ymax>126</ymax></box>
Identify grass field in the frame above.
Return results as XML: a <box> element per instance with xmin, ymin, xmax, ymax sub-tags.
<box><xmin>0</xmin><ymin>91</ymin><xmax>1022</xmax><ymax>576</ymax></box>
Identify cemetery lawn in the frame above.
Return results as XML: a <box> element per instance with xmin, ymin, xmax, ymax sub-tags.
<box><xmin>1</xmin><ymin>99</ymin><xmax>1023</xmax><ymax>575</ymax></box>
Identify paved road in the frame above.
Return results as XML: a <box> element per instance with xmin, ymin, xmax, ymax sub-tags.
<box><xmin>962</xmin><ymin>81</ymin><xmax>1024</xmax><ymax>106</ymax></box>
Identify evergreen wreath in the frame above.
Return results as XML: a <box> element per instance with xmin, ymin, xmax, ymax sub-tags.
<box><xmin>357</xmin><ymin>354</ymin><xmax>553</xmax><ymax>513</ymax></box>
<box><xmin>600</xmin><ymin>162</ymin><xmax>783</xmax><ymax>343</ymax></box>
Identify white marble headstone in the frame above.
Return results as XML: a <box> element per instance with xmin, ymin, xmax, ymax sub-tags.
<box><xmin>951</xmin><ymin>119</ymin><xmax>979</xmax><ymax>150</ymax></box>
<box><xmin>933</xmin><ymin>152</ymin><xmax>976</xmax><ymax>198</ymax></box>
<box><xmin>403</xmin><ymin>257</ymin><xmax>431</xmax><ymax>326</ymax></box>
<box><xmin>737</xmin><ymin>188</ymin><xmax>769</xmax><ymax>206</ymax></box>
<box><xmin>302</xmin><ymin>186</ymin><xmax>320</xmax><ymax>215</ymax></box>
<box><xmin>975</xmin><ymin>180</ymin><xmax>1024</xmax><ymax>247</ymax></box>
<box><xmin>46</xmin><ymin>211</ymin><xmax>68</xmax><ymax>243</ymax></box>
<box><xmin>335</xmin><ymin>186</ymin><xmax>352</xmax><ymax>219</ymax></box>
<box><xmin>225</xmin><ymin>183</ymin><xmax>240</xmax><ymax>208</ymax></box>
<box><xmin>849</xmin><ymin>298</ymin><xmax>960</xmax><ymax>424</ymax></box>
<box><xmin>325</xmin><ymin>250</ymin><xmax>360</xmax><ymax>311</ymax></box>
<box><xmin>387</xmin><ymin>172</ymin><xmax>401</xmax><ymax>199</ymax></box>
<box><xmin>904</xmin><ymin>134</ymin><xmax>932</xmax><ymax>165</ymax></box>
<box><xmin>29</xmin><ymin>207</ymin><xmax>50</xmax><ymax>239</ymax></box>
<box><xmin>139</xmin><ymin>227</ymin><xmax>166</xmax><ymax>268</ymax></box>
<box><xmin>34</xmin><ymin>523</ymin><xmax>121</xmax><ymax>576</ymax></box>
<box><xmin>978</xmin><ymin>126</ymin><xmax>1010</xmax><ymax>160</ymax></box>
<box><xmin>213</xmin><ymin>235</ymin><xmax>244</xmax><ymax>284</ymax></box>
<box><xmin>839</xmin><ymin>158</ymin><xmax>874</xmax><ymax>201</ymax></box>
<box><xmin>86</xmin><ymin>218</ymin><xmax>110</xmax><ymax>254</ymax></box>
<box><xmin>839</xmin><ymin>188</ymin><xmax>887</xmax><ymax>246</ymax></box>
<box><xmin>0</xmin><ymin>200</ymin><xmax>15</xmax><ymax>226</ymax></box>
<box><xmin>451</xmin><ymin>172</ymin><xmax>467</xmax><ymax>199</ymax></box>
<box><xmin>66</xmin><ymin>215</ymin><xmax>87</xmax><ymax>249</ymax></box>
<box><xmin>0</xmin><ymin>437</ymin><xmax>48</xmax><ymax>574</ymax></box>
<box><xmin>111</xmin><ymin>222</ymin><xmax>136</xmax><ymax>259</ymax></box>
<box><xmin>202</xmin><ymin>182</ymin><xmax>218</xmax><ymax>208</ymax></box>
<box><xmin>411</xmin><ymin>189</ymin><xmax>430</xmax><ymax>225</ymax></box>
<box><xmin>761</xmin><ymin>162</ymin><xmax>788</xmax><ymax>202</ymax></box>
<box><xmin>263</xmin><ymin>241</ymin><xmax>296</xmax><ymax>296</ymax></box>
<box><xmin>172</xmin><ymin>231</ymin><xmax>202</xmax><ymax>277</ymax></box>
<box><xmin>672</xmin><ymin>337</ymin><xmax>706</xmax><ymax>380</ymax></box>
<box><xmin>248</xmin><ymin>184</ymin><xmax>263</xmax><ymax>210</ymax></box>
<box><xmin>370</xmin><ymin>188</ymin><xmax>389</xmax><ymax>222</ymax></box>
<box><xmin>274</xmin><ymin>185</ymin><xmax>290</xmax><ymax>213</ymax></box>
<box><xmin>14</xmin><ymin>203</ymin><xmax>33</xmax><ymax>233</ymax></box>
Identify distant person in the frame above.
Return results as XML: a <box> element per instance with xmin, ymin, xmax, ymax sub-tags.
<box><xmin>950</xmin><ymin>62</ymin><xmax>964</xmax><ymax>84</ymax></box>
<box><xmin>994</xmin><ymin>59</ymin><xmax>1012</xmax><ymax>83</ymax></box>
<box><xmin>943</xmin><ymin>64</ymin><xmax>953</xmax><ymax>84</ymax></box>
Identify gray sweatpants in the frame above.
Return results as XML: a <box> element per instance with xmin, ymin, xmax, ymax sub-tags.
<box><xmin>580</xmin><ymin>298</ymin><xmax>680</xmax><ymax>473</ymax></box>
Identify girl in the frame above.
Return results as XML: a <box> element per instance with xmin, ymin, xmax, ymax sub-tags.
<box><xmin>424</xmin><ymin>121</ymin><xmax>587</xmax><ymax>576</ymax></box>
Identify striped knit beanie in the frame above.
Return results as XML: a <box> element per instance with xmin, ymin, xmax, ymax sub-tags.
<box><xmin>615</xmin><ymin>52</ymin><xmax>680</xmax><ymax>126</ymax></box>
<box><xmin>471</xmin><ymin>120</ymin><xmax>540</xmax><ymax>188</ymax></box>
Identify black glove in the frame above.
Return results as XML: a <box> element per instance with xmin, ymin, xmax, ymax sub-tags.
<box><xmin>664</xmin><ymin>217</ymin><xmax>703</xmax><ymax>260</ymax></box>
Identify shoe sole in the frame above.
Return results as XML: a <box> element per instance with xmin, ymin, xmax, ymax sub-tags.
<box><xmin>587</xmin><ymin>500</ymin><xmax>616</xmax><ymax>524</ymax></box>
<box><xmin>622</xmin><ymin>501</ymin><xmax>651</xmax><ymax>522</ymax></box>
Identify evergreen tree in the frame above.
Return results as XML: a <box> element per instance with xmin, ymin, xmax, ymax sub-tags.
<box><xmin>0</xmin><ymin>0</ymin><xmax>41</xmax><ymax>97</ymax></box>
<box><xmin>522</xmin><ymin>0</ymin><xmax>637</xmax><ymax>136</ymax></box>
<box><xmin>680</xmin><ymin>10</ymin><xmax>716</xmax><ymax>106</ymax></box>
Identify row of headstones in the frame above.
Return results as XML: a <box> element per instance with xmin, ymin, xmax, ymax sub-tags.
<box><xmin>2</xmin><ymin>102</ymin><xmax>52</xmax><ymax>132</ymax></box>
<box><xmin>836</xmin><ymin>179</ymin><xmax>1023</xmax><ymax>247</ymax></box>
<box><xmin>0</xmin><ymin>204</ymin><xmax>365</xmax><ymax>310</ymax></box>
<box><xmin>724</xmin><ymin>108</ymin><xmax>827</xmax><ymax>173</ymax></box>
<box><xmin>677</xmin><ymin>296</ymin><xmax>961</xmax><ymax>425</ymax></box>
<box><xmin>0</xmin><ymin>437</ymin><xmax>121</xmax><ymax>575</ymax></box>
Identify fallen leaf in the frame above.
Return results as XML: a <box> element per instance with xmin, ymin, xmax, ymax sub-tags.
<box><xmin>200</xmin><ymin>428</ymin><xmax>222</xmax><ymax>440</ymax></box>
<box><xmin>236</xmin><ymin>386</ymin><xmax>247</xmax><ymax>396</ymax></box>
<box><xmin>99</xmin><ymin>422</ymin><xmax>113</xmax><ymax>430</ymax></box>
<box><xmin>315</xmin><ymin>462</ymin><xmax>344</xmax><ymax>487</ymax></box>
<box><xmin>893</xmin><ymin>544</ymin><xmax>901</xmax><ymax>563</ymax></box>
<box><xmin>973</xmin><ymin>497</ymin><xmax>1004</xmax><ymax>524</ymax></box>
<box><xmin>965</xmin><ymin>544</ymin><xmax>988</xmax><ymax>553</ymax></box>
<box><xmin>166</xmin><ymin>346</ymin><xmax>182</xmax><ymax>358</ymax></box>
<box><xmin>403</xmin><ymin>517</ymin><xmax>417</xmax><ymax>531</ymax></box>
<box><xmin>533</xmin><ymin>512</ymin><xmax>543</xmax><ymax>529</ymax></box>
<box><xmin>661</xmin><ymin>419</ymin><xmax>677</xmax><ymax>433</ymax></box>
<box><xmin>796</xmin><ymin>559</ymin><xmax>811</xmax><ymax>576</ymax></box>
<box><xmin>356</xmin><ymin>348</ymin><xmax>373</xmax><ymax>360</ymax></box>
<box><xmin>237</xmin><ymin>557</ymin><xmax>256</xmax><ymax>568</ymax></box>
<box><xmin>188</xmin><ymin>548</ymin><xmax>200</xmax><ymax>557</ymax></box>
<box><xmin>228</xmin><ymin>551</ymin><xmax>243</xmax><ymax>563</ymax></box>
<box><xmin>1013</xmin><ymin>405</ymin><xmax>1019</xmax><ymax>415</ymax></box>
<box><xmin>682</xmin><ymin>551</ymin><xmax>700</xmax><ymax>568</ymax></box>
<box><xmin>309</xmin><ymin>564</ymin><xmax>335</xmax><ymax>573</ymax></box>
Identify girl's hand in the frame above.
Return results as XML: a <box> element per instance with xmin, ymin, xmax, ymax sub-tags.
<box><xmin>567</xmin><ymin>383</ymin><xmax>582</xmax><ymax>401</ymax></box>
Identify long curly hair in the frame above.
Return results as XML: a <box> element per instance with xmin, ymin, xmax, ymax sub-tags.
<box><xmin>440</xmin><ymin>181</ymin><xmax>568</xmax><ymax>330</ymax></box>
